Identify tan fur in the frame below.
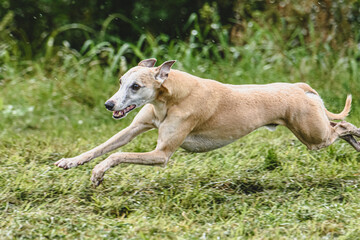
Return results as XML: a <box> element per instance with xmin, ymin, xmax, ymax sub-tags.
<box><xmin>55</xmin><ymin>59</ymin><xmax>360</xmax><ymax>187</ymax></box>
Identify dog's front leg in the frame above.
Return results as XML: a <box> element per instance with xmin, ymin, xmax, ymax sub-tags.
<box><xmin>91</xmin><ymin>116</ymin><xmax>195</xmax><ymax>186</ymax></box>
<box><xmin>54</xmin><ymin>123</ymin><xmax>152</xmax><ymax>169</ymax></box>
<box><xmin>91</xmin><ymin>150</ymin><xmax>169</xmax><ymax>186</ymax></box>
<box><xmin>54</xmin><ymin>106</ymin><xmax>156</xmax><ymax>169</ymax></box>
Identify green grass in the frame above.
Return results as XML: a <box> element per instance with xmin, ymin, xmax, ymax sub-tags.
<box><xmin>2</xmin><ymin>23</ymin><xmax>360</xmax><ymax>238</ymax></box>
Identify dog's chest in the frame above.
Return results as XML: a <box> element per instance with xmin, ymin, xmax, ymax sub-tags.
<box><xmin>181</xmin><ymin>134</ymin><xmax>235</xmax><ymax>152</ymax></box>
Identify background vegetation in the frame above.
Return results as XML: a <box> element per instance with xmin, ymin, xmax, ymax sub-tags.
<box><xmin>1</xmin><ymin>0</ymin><xmax>360</xmax><ymax>239</ymax></box>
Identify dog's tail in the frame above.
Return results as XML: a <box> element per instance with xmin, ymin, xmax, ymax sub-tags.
<box><xmin>324</xmin><ymin>94</ymin><xmax>352</xmax><ymax>120</ymax></box>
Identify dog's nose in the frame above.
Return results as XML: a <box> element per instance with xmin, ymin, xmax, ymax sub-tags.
<box><xmin>104</xmin><ymin>100</ymin><xmax>115</xmax><ymax>111</ymax></box>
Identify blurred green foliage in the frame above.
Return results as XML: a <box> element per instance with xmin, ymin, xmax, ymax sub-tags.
<box><xmin>1</xmin><ymin>0</ymin><xmax>359</xmax><ymax>60</ymax></box>
<box><xmin>231</xmin><ymin>0</ymin><xmax>360</xmax><ymax>47</ymax></box>
<box><xmin>0</xmin><ymin>0</ymin><xmax>231</xmax><ymax>56</ymax></box>
<box><xmin>2</xmin><ymin>1</ymin><xmax>360</xmax><ymax>239</ymax></box>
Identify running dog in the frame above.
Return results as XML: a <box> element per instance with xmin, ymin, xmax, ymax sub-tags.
<box><xmin>55</xmin><ymin>58</ymin><xmax>360</xmax><ymax>187</ymax></box>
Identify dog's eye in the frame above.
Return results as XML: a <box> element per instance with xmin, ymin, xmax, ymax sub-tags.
<box><xmin>131</xmin><ymin>83</ymin><xmax>141</xmax><ymax>91</ymax></box>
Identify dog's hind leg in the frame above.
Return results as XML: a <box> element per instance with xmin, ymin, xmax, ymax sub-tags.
<box><xmin>340</xmin><ymin>135</ymin><xmax>360</xmax><ymax>152</ymax></box>
<box><xmin>286</xmin><ymin>117</ymin><xmax>360</xmax><ymax>151</ymax></box>
<box><xmin>332</xmin><ymin>121</ymin><xmax>360</xmax><ymax>138</ymax></box>
<box><xmin>330</xmin><ymin>121</ymin><xmax>360</xmax><ymax>151</ymax></box>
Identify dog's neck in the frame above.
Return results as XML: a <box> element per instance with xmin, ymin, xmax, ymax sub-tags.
<box><xmin>155</xmin><ymin>69</ymin><xmax>195</xmax><ymax>105</ymax></box>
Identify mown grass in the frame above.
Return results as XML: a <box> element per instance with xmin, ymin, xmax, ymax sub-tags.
<box><xmin>2</xmin><ymin>19</ymin><xmax>360</xmax><ymax>239</ymax></box>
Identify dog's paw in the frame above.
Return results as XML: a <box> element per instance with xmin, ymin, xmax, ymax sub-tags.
<box><xmin>91</xmin><ymin>168</ymin><xmax>104</xmax><ymax>187</ymax></box>
<box><xmin>54</xmin><ymin>157</ymin><xmax>82</xmax><ymax>170</ymax></box>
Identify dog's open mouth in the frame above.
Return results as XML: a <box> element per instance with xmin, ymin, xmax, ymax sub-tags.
<box><xmin>113</xmin><ymin>105</ymin><xmax>136</xmax><ymax>119</ymax></box>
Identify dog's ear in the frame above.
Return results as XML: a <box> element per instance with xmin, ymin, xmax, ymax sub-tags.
<box><xmin>138</xmin><ymin>58</ymin><xmax>157</xmax><ymax>67</ymax></box>
<box><xmin>155</xmin><ymin>60</ymin><xmax>176</xmax><ymax>84</ymax></box>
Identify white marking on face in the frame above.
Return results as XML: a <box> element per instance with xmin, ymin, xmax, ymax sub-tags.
<box><xmin>107</xmin><ymin>68</ymin><xmax>157</xmax><ymax>112</ymax></box>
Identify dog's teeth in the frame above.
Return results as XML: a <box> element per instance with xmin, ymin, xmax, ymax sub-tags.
<box><xmin>112</xmin><ymin>106</ymin><xmax>135</xmax><ymax>119</ymax></box>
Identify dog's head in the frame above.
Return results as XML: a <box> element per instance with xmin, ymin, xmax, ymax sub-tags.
<box><xmin>105</xmin><ymin>58</ymin><xmax>176</xmax><ymax>119</ymax></box>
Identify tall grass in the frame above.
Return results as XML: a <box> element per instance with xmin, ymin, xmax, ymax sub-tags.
<box><xmin>1</xmin><ymin>11</ymin><xmax>360</xmax><ymax>239</ymax></box>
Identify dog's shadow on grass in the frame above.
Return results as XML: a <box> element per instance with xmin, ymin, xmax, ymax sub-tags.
<box><xmin>99</xmin><ymin>171</ymin><xmax>359</xmax><ymax>198</ymax></box>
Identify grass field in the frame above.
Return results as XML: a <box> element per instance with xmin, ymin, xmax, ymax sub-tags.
<box><xmin>2</xmin><ymin>30</ymin><xmax>360</xmax><ymax>239</ymax></box>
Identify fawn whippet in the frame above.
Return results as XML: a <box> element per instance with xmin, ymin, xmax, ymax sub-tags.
<box><xmin>55</xmin><ymin>58</ymin><xmax>360</xmax><ymax>187</ymax></box>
